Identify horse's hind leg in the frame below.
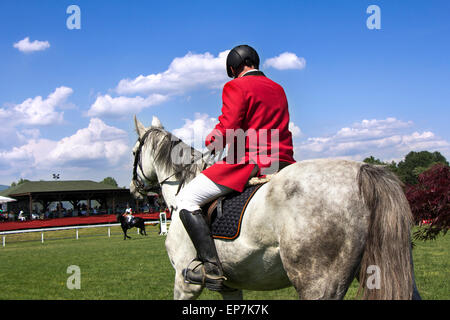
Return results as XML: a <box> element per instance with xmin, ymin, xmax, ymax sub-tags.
<box><xmin>279</xmin><ymin>226</ymin><xmax>360</xmax><ymax>300</ymax></box>
<box><xmin>280</xmin><ymin>249</ymin><xmax>354</xmax><ymax>299</ymax></box>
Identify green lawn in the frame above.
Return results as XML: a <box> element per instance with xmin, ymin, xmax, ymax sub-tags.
<box><xmin>0</xmin><ymin>225</ymin><xmax>448</xmax><ymax>300</ymax></box>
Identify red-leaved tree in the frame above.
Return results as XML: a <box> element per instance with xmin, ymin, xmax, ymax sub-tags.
<box><xmin>405</xmin><ymin>164</ymin><xmax>450</xmax><ymax>240</ymax></box>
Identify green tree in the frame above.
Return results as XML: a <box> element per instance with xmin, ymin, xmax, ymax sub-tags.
<box><xmin>396</xmin><ymin>151</ymin><xmax>448</xmax><ymax>185</ymax></box>
<box><xmin>363</xmin><ymin>156</ymin><xmax>386</xmax><ymax>165</ymax></box>
<box><xmin>100</xmin><ymin>177</ymin><xmax>118</xmax><ymax>187</ymax></box>
<box><xmin>10</xmin><ymin>178</ymin><xmax>30</xmax><ymax>187</ymax></box>
<box><xmin>363</xmin><ymin>156</ymin><xmax>399</xmax><ymax>175</ymax></box>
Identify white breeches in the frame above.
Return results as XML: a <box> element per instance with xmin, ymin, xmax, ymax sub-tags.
<box><xmin>176</xmin><ymin>173</ymin><xmax>233</xmax><ymax>212</ymax></box>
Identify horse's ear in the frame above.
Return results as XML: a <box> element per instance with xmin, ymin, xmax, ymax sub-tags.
<box><xmin>134</xmin><ymin>115</ymin><xmax>146</xmax><ymax>138</ymax></box>
<box><xmin>151</xmin><ymin>116</ymin><xmax>164</xmax><ymax>129</ymax></box>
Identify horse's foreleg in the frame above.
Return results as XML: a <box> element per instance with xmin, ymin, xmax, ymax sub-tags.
<box><xmin>173</xmin><ymin>271</ymin><xmax>203</xmax><ymax>300</ymax></box>
<box><xmin>123</xmin><ymin>228</ymin><xmax>131</xmax><ymax>240</ymax></box>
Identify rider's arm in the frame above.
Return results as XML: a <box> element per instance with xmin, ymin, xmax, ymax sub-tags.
<box><xmin>205</xmin><ymin>81</ymin><xmax>246</xmax><ymax>152</ymax></box>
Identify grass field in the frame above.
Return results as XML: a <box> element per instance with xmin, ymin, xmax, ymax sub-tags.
<box><xmin>0</xmin><ymin>225</ymin><xmax>448</xmax><ymax>300</ymax></box>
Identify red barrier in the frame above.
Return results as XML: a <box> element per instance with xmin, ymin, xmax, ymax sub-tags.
<box><xmin>0</xmin><ymin>212</ymin><xmax>165</xmax><ymax>232</ymax></box>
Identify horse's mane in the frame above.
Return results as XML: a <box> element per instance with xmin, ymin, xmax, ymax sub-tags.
<box><xmin>145</xmin><ymin>127</ymin><xmax>207</xmax><ymax>185</ymax></box>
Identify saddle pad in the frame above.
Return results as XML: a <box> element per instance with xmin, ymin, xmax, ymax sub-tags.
<box><xmin>208</xmin><ymin>183</ymin><xmax>265</xmax><ymax>240</ymax></box>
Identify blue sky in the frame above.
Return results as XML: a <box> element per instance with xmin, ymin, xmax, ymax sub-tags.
<box><xmin>1</xmin><ymin>0</ymin><xmax>449</xmax><ymax>187</ymax></box>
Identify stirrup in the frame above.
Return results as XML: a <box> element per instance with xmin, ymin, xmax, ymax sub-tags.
<box><xmin>183</xmin><ymin>258</ymin><xmax>204</xmax><ymax>284</ymax></box>
<box><xmin>182</xmin><ymin>258</ymin><xmax>227</xmax><ymax>291</ymax></box>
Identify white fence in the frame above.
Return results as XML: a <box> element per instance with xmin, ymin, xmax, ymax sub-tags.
<box><xmin>0</xmin><ymin>221</ymin><xmax>166</xmax><ymax>247</ymax></box>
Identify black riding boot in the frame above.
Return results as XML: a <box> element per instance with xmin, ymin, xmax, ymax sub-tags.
<box><xmin>179</xmin><ymin>209</ymin><xmax>226</xmax><ymax>291</ymax></box>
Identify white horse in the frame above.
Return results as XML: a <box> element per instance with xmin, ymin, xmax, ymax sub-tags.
<box><xmin>131</xmin><ymin>116</ymin><xmax>421</xmax><ymax>300</ymax></box>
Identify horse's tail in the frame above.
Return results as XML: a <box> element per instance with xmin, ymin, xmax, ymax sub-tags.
<box><xmin>357</xmin><ymin>164</ymin><xmax>413</xmax><ymax>300</ymax></box>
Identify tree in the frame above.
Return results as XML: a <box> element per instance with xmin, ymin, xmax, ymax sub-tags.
<box><xmin>100</xmin><ymin>177</ymin><xmax>118</xmax><ymax>187</ymax></box>
<box><xmin>10</xmin><ymin>178</ymin><xmax>30</xmax><ymax>187</ymax></box>
<box><xmin>363</xmin><ymin>156</ymin><xmax>399</xmax><ymax>175</ymax></box>
<box><xmin>363</xmin><ymin>156</ymin><xmax>385</xmax><ymax>165</ymax></box>
<box><xmin>405</xmin><ymin>163</ymin><xmax>449</xmax><ymax>241</ymax></box>
<box><xmin>396</xmin><ymin>151</ymin><xmax>448</xmax><ymax>185</ymax></box>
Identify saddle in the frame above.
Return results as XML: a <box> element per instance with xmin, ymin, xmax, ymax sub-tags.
<box><xmin>201</xmin><ymin>178</ymin><xmax>268</xmax><ymax>240</ymax></box>
<box><xmin>201</xmin><ymin>162</ymin><xmax>292</xmax><ymax>240</ymax></box>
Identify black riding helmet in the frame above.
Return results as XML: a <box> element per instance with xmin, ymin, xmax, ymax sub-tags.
<box><xmin>226</xmin><ymin>45</ymin><xmax>260</xmax><ymax>78</ymax></box>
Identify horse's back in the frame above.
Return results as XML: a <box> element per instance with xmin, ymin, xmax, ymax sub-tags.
<box><xmin>262</xmin><ymin>159</ymin><xmax>370</xmax><ymax>246</ymax></box>
<box><xmin>245</xmin><ymin>159</ymin><xmax>366</xmax><ymax>232</ymax></box>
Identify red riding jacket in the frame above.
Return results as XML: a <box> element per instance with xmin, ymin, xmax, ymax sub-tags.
<box><xmin>202</xmin><ymin>71</ymin><xmax>296</xmax><ymax>192</ymax></box>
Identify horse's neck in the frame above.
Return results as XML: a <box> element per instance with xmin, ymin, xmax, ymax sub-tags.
<box><xmin>160</xmin><ymin>182</ymin><xmax>179</xmax><ymax>210</ymax></box>
<box><xmin>155</xmin><ymin>165</ymin><xmax>181</xmax><ymax>211</ymax></box>
<box><xmin>155</xmin><ymin>163</ymin><xmax>202</xmax><ymax>213</ymax></box>
<box><xmin>149</xmin><ymin>139</ymin><xmax>204</xmax><ymax>212</ymax></box>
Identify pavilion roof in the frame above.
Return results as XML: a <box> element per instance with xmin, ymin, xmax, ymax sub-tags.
<box><xmin>0</xmin><ymin>180</ymin><xmax>127</xmax><ymax>197</ymax></box>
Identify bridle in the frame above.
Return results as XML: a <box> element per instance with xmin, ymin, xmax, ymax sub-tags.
<box><xmin>132</xmin><ymin>129</ymin><xmax>157</xmax><ymax>196</ymax></box>
<box><xmin>132</xmin><ymin>129</ymin><xmax>216</xmax><ymax>197</ymax></box>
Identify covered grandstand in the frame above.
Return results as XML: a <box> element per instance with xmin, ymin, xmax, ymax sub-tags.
<box><xmin>0</xmin><ymin>180</ymin><xmax>159</xmax><ymax>219</ymax></box>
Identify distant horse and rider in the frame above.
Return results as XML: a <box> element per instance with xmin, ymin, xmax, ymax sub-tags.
<box><xmin>116</xmin><ymin>208</ymin><xmax>147</xmax><ymax>240</ymax></box>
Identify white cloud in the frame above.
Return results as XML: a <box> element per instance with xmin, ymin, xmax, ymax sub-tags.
<box><xmin>289</xmin><ymin>121</ymin><xmax>302</xmax><ymax>137</ymax></box>
<box><xmin>116</xmin><ymin>50</ymin><xmax>230</xmax><ymax>95</ymax></box>
<box><xmin>13</xmin><ymin>37</ymin><xmax>50</xmax><ymax>53</ymax></box>
<box><xmin>87</xmin><ymin>93</ymin><xmax>168</xmax><ymax>118</ymax></box>
<box><xmin>295</xmin><ymin>117</ymin><xmax>450</xmax><ymax>161</ymax></box>
<box><xmin>100</xmin><ymin>49</ymin><xmax>307</xmax><ymax>120</ymax></box>
<box><xmin>172</xmin><ymin>113</ymin><xmax>217</xmax><ymax>150</ymax></box>
<box><xmin>48</xmin><ymin>118</ymin><xmax>129</xmax><ymax>166</ymax></box>
<box><xmin>264</xmin><ymin>52</ymin><xmax>306</xmax><ymax>70</ymax></box>
<box><xmin>0</xmin><ymin>118</ymin><xmax>130</xmax><ymax>175</ymax></box>
<box><xmin>1</xmin><ymin>86</ymin><xmax>73</xmax><ymax>126</ymax></box>
<box><xmin>91</xmin><ymin>50</ymin><xmax>232</xmax><ymax>119</ymax></box>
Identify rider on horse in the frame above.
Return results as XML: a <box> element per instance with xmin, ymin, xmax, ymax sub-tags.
<box><xmin>176</xmin><ymin>45</ymin><xmax>296</xmax><ymax>291</ymax></box>
<box><xmin>123</xmin><ymin>207</ymin><xmax>134</xmax><ymax>223</ymax></box>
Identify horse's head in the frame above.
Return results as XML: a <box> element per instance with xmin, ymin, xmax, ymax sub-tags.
<box><xmin>131</xmin><ymin>115</ymin><xmax>211</xmax><ymax>202</ymax></box>
<box><xmin>130</xmin><ymin>115</ymin><xmax>162</xmax><ymax>200</ymax></box>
